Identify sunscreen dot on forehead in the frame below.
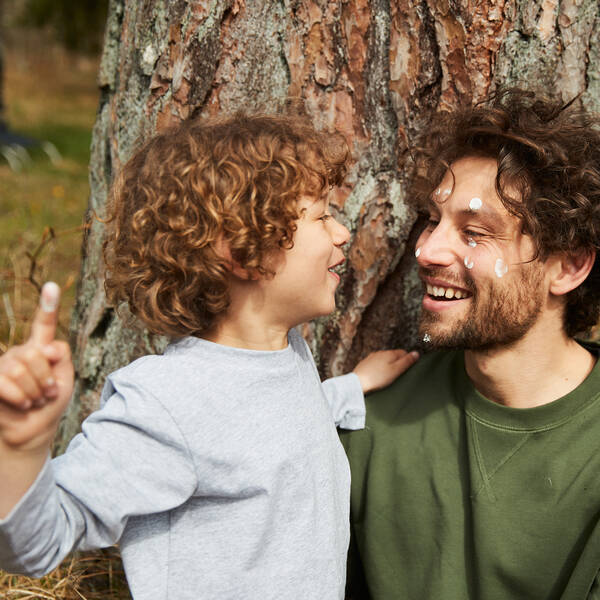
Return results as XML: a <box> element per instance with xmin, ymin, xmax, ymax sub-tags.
<box><xmin>494</xmin><ymin>258</ymin><xmax>508</xmax><ymax>278</ymax></box>
<box><xmin>467</xmin><ymin>237</ymin><xmax>477</xmax><ymax>248</ymax></box>
<box><xmin>415</xmin><ymin>247</ymin><xmax>421</xmax><ymax>258</ymax></box>
<box><xmin>469</xmin><ymin>197</ymin><xmax>482</xmax><ymax>211</ymax></box>
<box><xmin>464</xmin><ymin>256</ymin><xmax>474</xmax><ymax>269</ymax></box>
<box><xmin>423</xmin><ymin>333</ymin><xmax>431</xmax><ymax>343</ymax></box>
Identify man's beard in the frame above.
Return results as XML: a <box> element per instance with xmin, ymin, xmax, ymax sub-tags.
<box><xmin>418</xmin><ymin>262</ymin><xmax>545</xmax><ymax>352</ymax></box>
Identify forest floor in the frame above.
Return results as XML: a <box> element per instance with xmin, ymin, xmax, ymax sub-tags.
<box><xmin>0</xmin><ymin>28</ymin><xmax>132</xmax><ymax>600</ymax></box>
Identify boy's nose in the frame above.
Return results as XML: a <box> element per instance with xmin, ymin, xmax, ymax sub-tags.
<box><xmin>331</xmin><ymin>218</ymin><xmax>351</xmax><ymax>246</ymax></box>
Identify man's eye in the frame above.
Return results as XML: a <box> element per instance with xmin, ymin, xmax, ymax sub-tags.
<box><xmin>464</xmin><ymin>230</ymin><xmax>484</xmax><ymax>237</ymax></box>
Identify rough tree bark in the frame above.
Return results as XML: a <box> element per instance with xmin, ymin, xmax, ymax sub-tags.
<box><xmin>61</xmin><ymin>0</ymin><xmax>600</xmax><ymax>447</ymax></box>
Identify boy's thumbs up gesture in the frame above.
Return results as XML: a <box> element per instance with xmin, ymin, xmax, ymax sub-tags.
<box><xmin>0</xmin><ymin>282</ymin><xmax>74</xmax><ymax>451</ymax></box>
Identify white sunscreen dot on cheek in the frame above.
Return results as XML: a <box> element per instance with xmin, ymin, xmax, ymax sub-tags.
<box><xmin>467</xmin><ymin>237</ymin><xmax>477</xmax><ymax>248</ymax></box>
<box><xmin>464</xmin><ymin>256</ymin><xmax>474</xmax><ymax>269</ymax></box>
<box><xmin>494</xmin><ymin>258</ymin><xmax>508</xmax><ymax>278</ymax></box>
<box><xmin>469</xmin><ymin>197</ymin><xmax>482</xmax><ymax>211</ymax></box>
<box><xmin>435</xmin><ymin>188</ymin><xmax>441</xmax><ymax>196</ymax></box>
<box><xmin>423</xmin><ymin>333</ymin><xmax>431</xmax><ymax>343</ymax></box>
<box><xmin>415</xmin><ymin>247</ymin><xmax>421</xmax><ymax>258</ymax></box>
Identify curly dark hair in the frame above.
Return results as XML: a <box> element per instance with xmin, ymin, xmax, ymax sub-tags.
<box><xmin>410</xmin><ymin>88</ymin><xmax>600</xmax><ymax>337</ymax></box>
<box><xmin>103</xmin><ymin>112</ymin><xmax>349</xmax><ymax>337</ymax></box>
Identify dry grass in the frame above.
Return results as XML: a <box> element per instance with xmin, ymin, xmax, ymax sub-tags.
<box><xmin>0</xmin><ymin>548</ymin><xmax>131</xmax><ymax>600</ymax></box>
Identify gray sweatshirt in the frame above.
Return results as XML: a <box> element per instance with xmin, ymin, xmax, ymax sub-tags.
<box><xmin>0</xmin><ymin>329</ymin><xmax>364</xmax><ymax>599</ymax></box>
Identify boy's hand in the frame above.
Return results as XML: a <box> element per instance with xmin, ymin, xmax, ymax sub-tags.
<box><xmin>0</xmin><ymin>282</ymin><xmax>74</xmax><ymax>451</ymax></box>
<box><xmin>353</xmin><ymin>349</ymin><xmax>419</xmax><ymax>394</ymax></box>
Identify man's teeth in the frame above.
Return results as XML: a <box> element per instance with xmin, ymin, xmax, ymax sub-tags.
<box><xmin>426</xmin><ymin>283</ymin><xmax>467</xmax><ymax>299</ymax></box>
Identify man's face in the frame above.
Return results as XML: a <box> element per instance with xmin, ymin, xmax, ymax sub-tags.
<box><xmin>416</xmin><ymin>156</ymin><xmax>548</xmax><ymax>351</ymax></box>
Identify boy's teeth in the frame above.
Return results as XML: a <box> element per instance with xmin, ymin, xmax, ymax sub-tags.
<box><xmin>426</xmin><ymin>283</ymin><xmax>466</xmax><ymax>299</ymax></box>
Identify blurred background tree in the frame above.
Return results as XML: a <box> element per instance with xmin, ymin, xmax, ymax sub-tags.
<box><xmin>18</xmin><ymin>0</ymin><xmax>109</xmax><ymax>54</ymax></box>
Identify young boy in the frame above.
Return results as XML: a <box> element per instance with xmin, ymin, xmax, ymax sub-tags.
<box><xmin>0</xmin><ymin>113</ymin><xmax>417</xmax><ymax>599</ymax></box>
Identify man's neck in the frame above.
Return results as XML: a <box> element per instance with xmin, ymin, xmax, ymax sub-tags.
<box><xmin>464</xmin><ymin>318</ymin><xmax>596</xmax><ymax>409</ymax></box>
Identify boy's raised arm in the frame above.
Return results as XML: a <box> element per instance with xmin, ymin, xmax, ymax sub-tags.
<box><xmin>0</xmin><ymin>282</ymin><xmax>74</xmax><ymax>518</ymax></box>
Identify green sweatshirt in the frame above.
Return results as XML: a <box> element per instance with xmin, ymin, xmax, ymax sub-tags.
<box><xmin>341</xmin><ymin>347</ymin><xmax>600</xmax><ymax>600</ymax></box>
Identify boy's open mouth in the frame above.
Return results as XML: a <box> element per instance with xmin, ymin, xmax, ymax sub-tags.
<box><xmin>328</xmin><ymin>259</ymin><xmax>345</xmax><ymax>275</ymax></box>
<box><xmin>426</xmin><ymin>283</ymin><xmax>472</xmax><ymax>301</ymax></box>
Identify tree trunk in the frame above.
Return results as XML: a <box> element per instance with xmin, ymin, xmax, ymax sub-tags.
<box><xmin>62</xmin><ymin>0</ymin><xmax>600</xmax><ymax>447</ymax></box>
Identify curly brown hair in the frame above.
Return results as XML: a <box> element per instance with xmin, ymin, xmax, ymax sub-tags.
<box><xmin>410</xmin><ymin>88</ymin><xmax>600</xmax><ymax>337</ymax></box>
<box><xmin>103</xmin><ymin>112</ymin><xmax>349</xmax><ymax>337</ymax></box>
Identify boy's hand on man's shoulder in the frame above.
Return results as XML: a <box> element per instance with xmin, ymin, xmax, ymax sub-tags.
<box><xmin>0</xmin><ymin>282</ymin><xmax>74</xmax><ymax>452</ymax></box>
<box><xmin>353</xmin><ymin>349</ymin><xmax>419</xmax><ymax>395</ymax></box>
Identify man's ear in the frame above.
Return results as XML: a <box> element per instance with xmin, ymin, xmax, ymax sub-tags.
<box><xmin>214</xmin><ymin>236</ymin><xmax>259</xmax><ymax>281</ymax></box>
<box><xmin>548</xmin><ymin>249</ymin><xmax>596</xmax><ymax>296</ymax></box>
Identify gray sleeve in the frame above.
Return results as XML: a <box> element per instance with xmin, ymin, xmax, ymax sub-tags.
<box><xmin>0</xmin><ymin>382</ymin><xmax>198</xmax><ymax>577</ymax></box>
<box><xmin>321</xmin><ymin>373</ymin><xmax>365</xmax><ymax>430</ymax></box>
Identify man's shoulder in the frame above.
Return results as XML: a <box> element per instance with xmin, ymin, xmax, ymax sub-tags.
<box><xmin>368</xmin><ymin>349</ymin><xmax>460</xmax><ymax>401</ymax></box>
<box><xmin>340</xmin><ymin>349</ymin><xmax>463</xmax><ymax>465</ymax></box>
<box><xmin>345</xmin><ymin>349</ymin><xmax>463</xmax><ymax>434</ymax></box>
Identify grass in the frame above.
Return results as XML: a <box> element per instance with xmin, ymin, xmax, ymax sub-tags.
<box><xmin>0</xmin><ymin>28</ymin><xmax>132</xmax><ymax>600</ymax></box>
<box><xmin>0</xmin><ymin>29</ymin><xmax>96</xmax><ymax>347</ymax></box>
<box><xmin>0</xmin><ymin>549</ymin><xmax>131</xmax><ymax>600</ymax></box>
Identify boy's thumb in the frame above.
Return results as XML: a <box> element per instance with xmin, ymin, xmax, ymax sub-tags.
<box><xmin>30</xmin><ymin>282</ymin><xmax>60</xmax><ymax>346</ymax></box>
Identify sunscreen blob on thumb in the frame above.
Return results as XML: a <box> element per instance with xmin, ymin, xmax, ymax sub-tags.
<box><xmin>40</xmin><ymin>282</ymin><xmax>60</xmax><ymax>313</ymax></box>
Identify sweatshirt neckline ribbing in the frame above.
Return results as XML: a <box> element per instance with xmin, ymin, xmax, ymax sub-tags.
<box><xmin>456</xmin><ymin>347</ymin><xmax>600</xmax><ymax>432</ymax></box>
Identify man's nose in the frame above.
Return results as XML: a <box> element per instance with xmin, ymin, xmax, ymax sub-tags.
<box><xmin>416</xmin><ymin>225</ymin><xmax>455</xmax><ymax>268</ymax></box>
<box><xmin>331</xmin><ymin>218</ymin><xmax>351</xmax><ymax>247</ymax></box>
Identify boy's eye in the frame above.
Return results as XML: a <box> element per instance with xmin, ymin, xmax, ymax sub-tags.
<box><xmin>319</xmin><ymin>214</ymin><xmax>332</xmax><ymax>222</ymax></box>
<box><xmin>425</xmin><ymin>218</ymin><xmax>439</xmax><ymax>229</ymax></box>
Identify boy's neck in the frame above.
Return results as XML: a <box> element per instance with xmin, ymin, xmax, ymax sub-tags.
<box><xmin>202</xmin><ymin>281</ymin><xmax>290</xmax><ymax>350</ymax></box>
<box><xmin>202</xmin><ymin>323</ymin><xmax>290</xmax><ymax>351</ymax></box>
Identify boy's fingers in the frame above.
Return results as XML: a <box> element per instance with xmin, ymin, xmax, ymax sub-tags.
<box><xmin>393</xmin><ymin>350</ymin><xmax>419</xmax><ymax>369</ymax></box>
<box><xmin>29</xmin><ymin>282</ymin><xmax>60</xmax><ymax>347</ymax></box>
<box><xmin>50</xmin><ymin>342</ymin><xmax>74</xmax><ymax>382</ymax></box>
<box><xmin>41</xmin><ymin>339</ymin><xmax>71</xmax><ymax>359</ymax></box>
<box><xmin>0</xmin><ymin>374</ymin><xmax>31</xmax><ymax>410</ymax></box>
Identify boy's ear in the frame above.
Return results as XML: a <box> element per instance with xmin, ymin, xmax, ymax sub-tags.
<box><xmin>214</xmin><ymin>236</ymin><xmax>259</xmax><ymax>281</ymax></box>
<box><xmin>548</xmin><ymin>249</ymin><xmax>596</xmax><ymax>296</ymax></box>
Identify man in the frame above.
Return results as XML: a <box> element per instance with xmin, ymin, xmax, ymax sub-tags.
<box><xmin>341</xmin><ymin>89</ymin><xmax>600</xmax><ymax>600</ymax></box>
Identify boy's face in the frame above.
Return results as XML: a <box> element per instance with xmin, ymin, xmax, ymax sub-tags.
<box><xmin>261</xmin><ymin>195</ymin><xmax>350</xmax><ymax>328</ymax></box>
<box><xmin>415</xmin><ymin>156</ymin><xmax>551</xmax><ymax>350</ymax></box>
